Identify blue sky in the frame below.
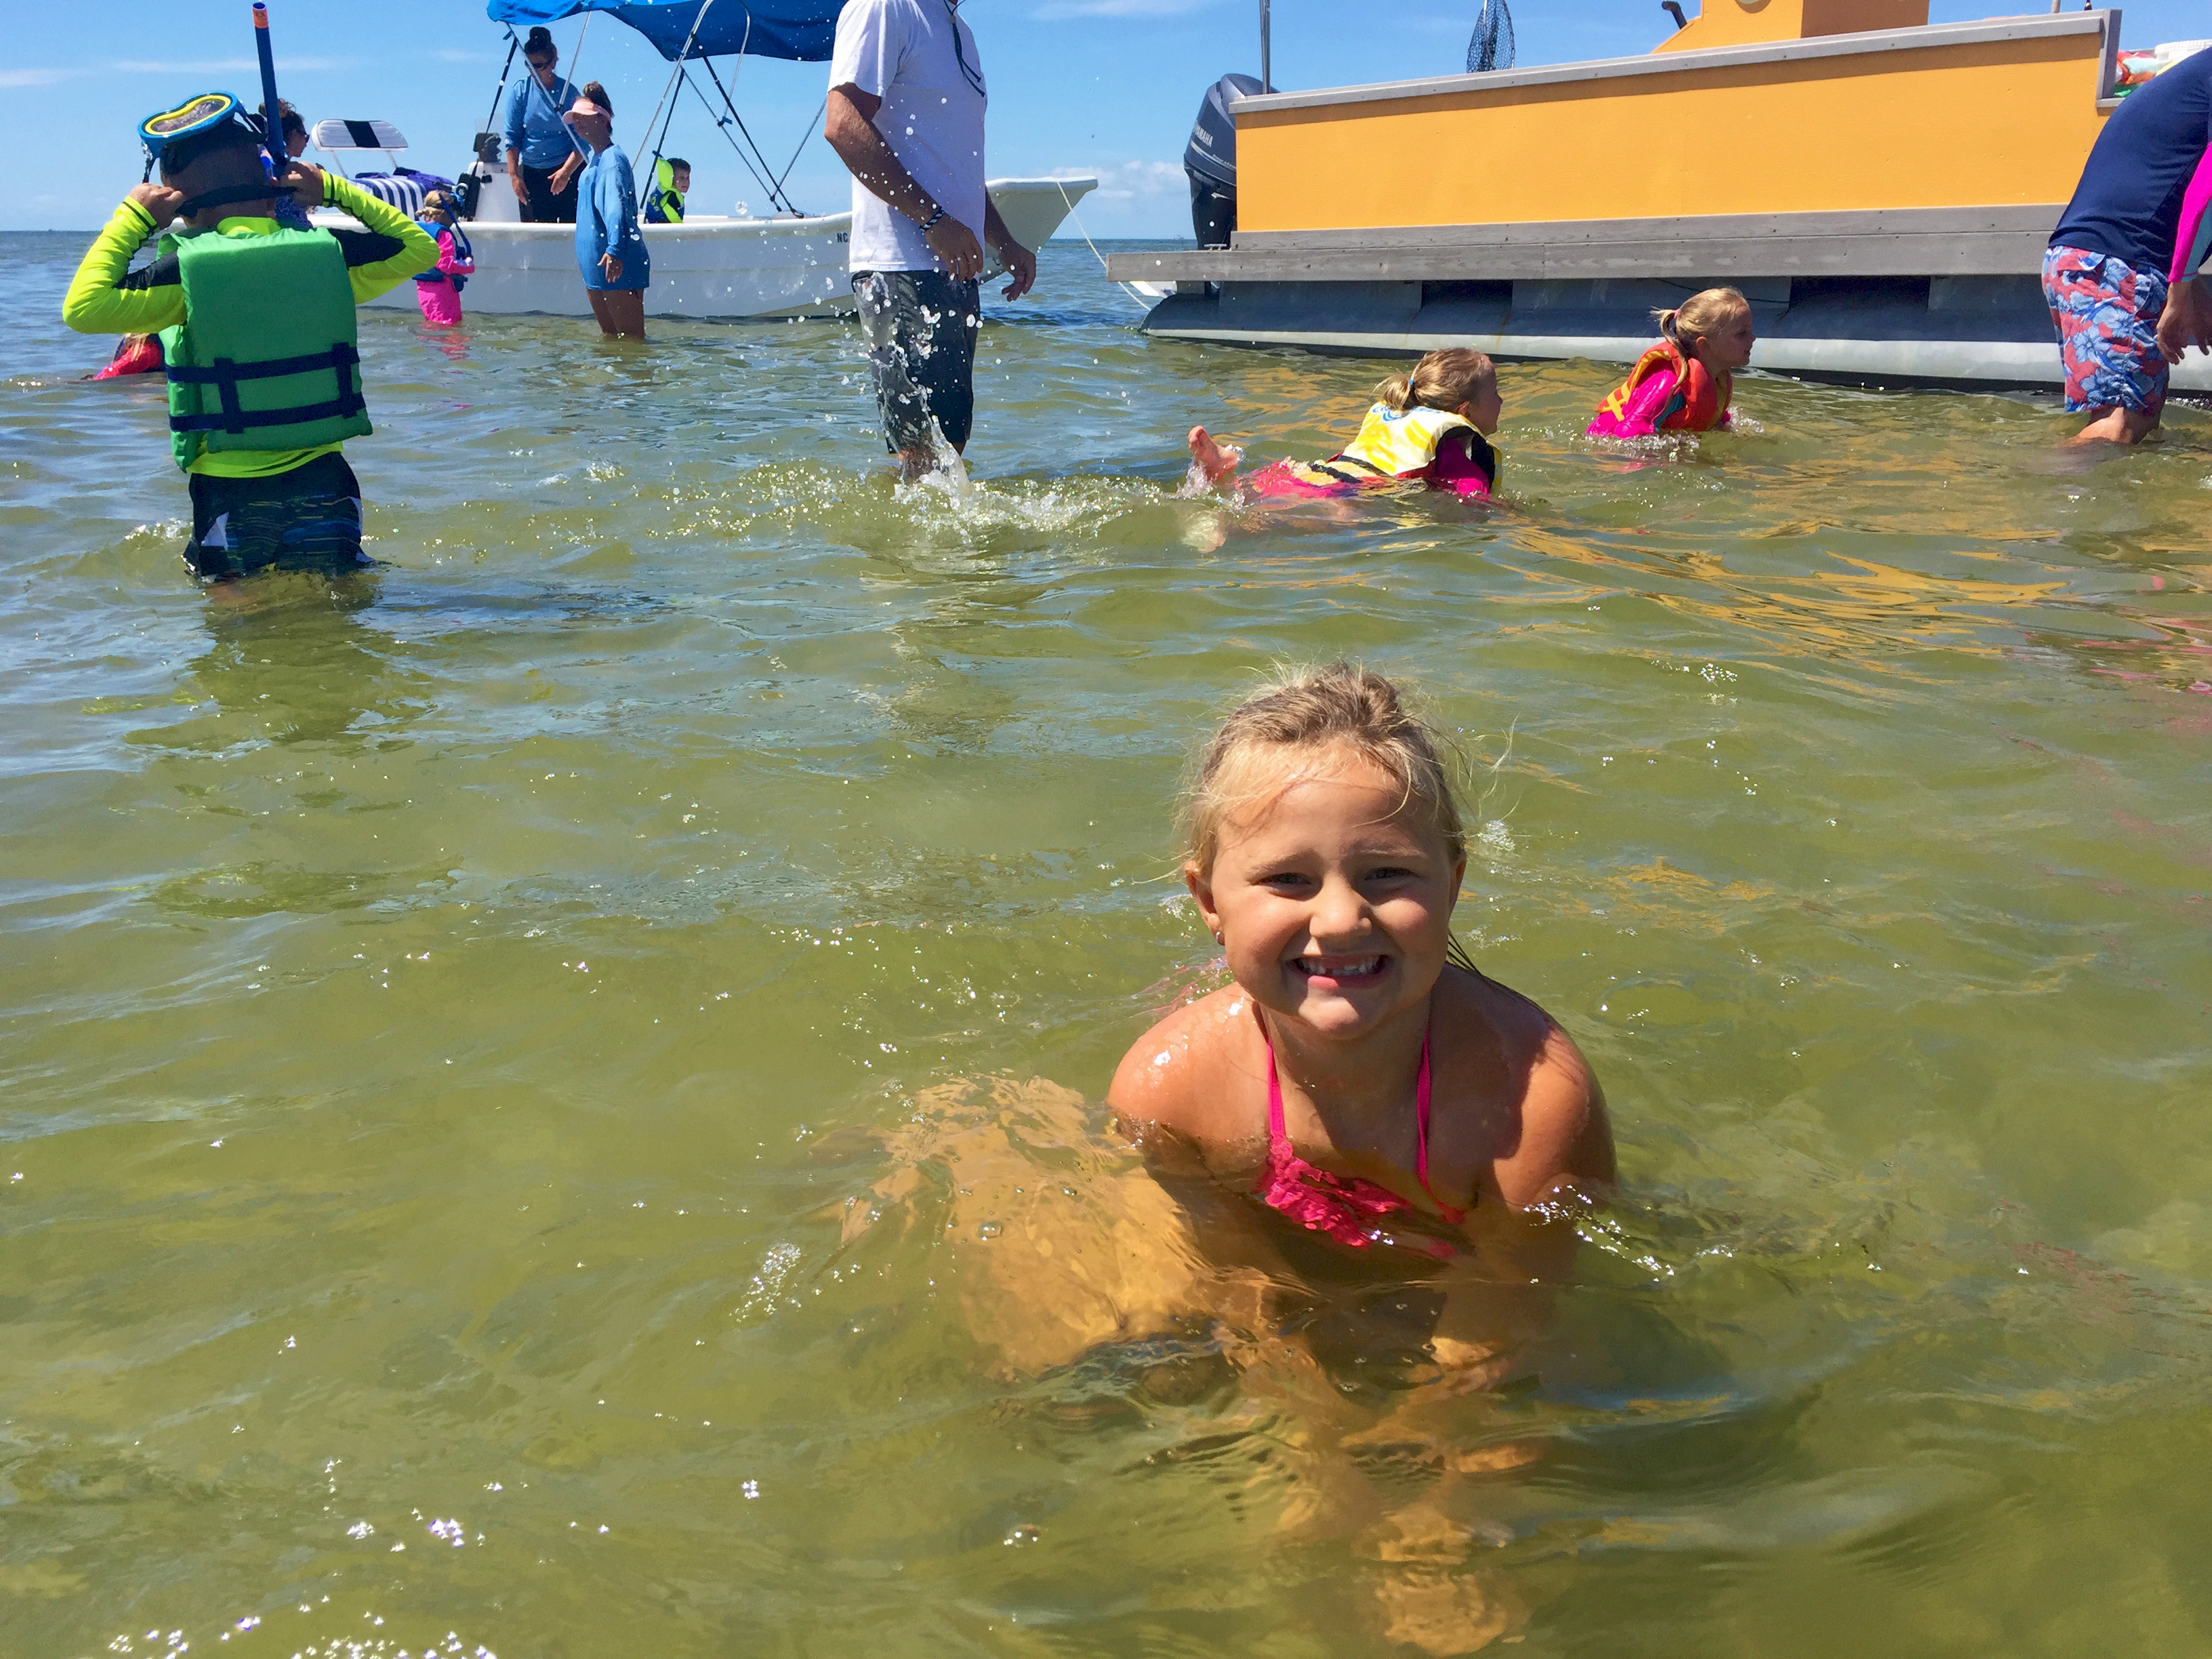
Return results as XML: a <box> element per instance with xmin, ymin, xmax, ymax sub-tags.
<box><xmin>3</xmin><ymin>0</ymin><xmax>2202</xmax><ymax>232</ymax></box>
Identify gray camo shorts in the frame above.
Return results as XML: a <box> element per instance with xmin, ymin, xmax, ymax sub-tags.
<box><xmin>852</xmin><ymin>269</ymin><xmax>979</xmax><ymax>454</ymax></box>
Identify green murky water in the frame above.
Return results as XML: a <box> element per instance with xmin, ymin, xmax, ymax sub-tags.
<box><xmin>5</xmin><ymin>233</ymin><xmax>2212</xmax><ymax>1657</ymax></box>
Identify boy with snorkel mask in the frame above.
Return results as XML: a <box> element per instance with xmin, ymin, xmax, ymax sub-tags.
<box><xmin>61</xmin><ymin>91</ymin><xmax>435</xmax><ymax>581</ymax></box>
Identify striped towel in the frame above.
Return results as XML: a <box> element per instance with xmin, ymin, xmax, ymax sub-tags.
<box><xmin>349</xmin><ymin>169</ymin><xmax>456</xmax><ymax>218</ymax></box>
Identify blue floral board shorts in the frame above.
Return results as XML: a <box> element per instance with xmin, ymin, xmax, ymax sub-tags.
<box><xmin>2043</xmin><ymin>244</ymin><xmax>2169</xmax><ymax>417</ymax></box>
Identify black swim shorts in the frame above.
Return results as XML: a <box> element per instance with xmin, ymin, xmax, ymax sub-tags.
<box><xmin>851</xmin><ymin>268</ymin><xmax>980</xmax><ymax>455</ymax></box>
<box><xmin>519</xmin><ymin>162</ymin><xmax>579</xmax><ymax>225</ymax></box>
<box><xmin>184</xmin><ymin>451</ymin><xmax>369</xmax><ymax>581</ymax></box>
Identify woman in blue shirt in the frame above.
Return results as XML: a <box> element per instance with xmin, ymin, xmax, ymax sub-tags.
<box><xmin>502</xmin><ymin>26</ymin><xmax>583</xmax><ymax>224</ymax></box>
<box><xmin>565</xmin><ymin>85</ymin><xmax>649</xmax><ymax>339</ymax></box>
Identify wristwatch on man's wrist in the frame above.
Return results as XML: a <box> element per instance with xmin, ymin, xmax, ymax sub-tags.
<box><xmin>918</xmin><ymin>206</ymin><xmax>945</xmax><ymax>234</ymax></box>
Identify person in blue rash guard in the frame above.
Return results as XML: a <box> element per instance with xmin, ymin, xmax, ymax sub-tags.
<box><xmin>565</xmin><ymin>84</ymin><xmax>648</xmax><ymax>340</ymax></box>
<box><xmin>502</xmin><ymin>24</ymin><xmax>582</xmax><ymax>224</ymax></box>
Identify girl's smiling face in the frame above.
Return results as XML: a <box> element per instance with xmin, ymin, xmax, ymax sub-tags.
<box><xmin>1188</xmin><ymin>746</ymin><xmax>1464</xmax><ymax>1040</ymax></box>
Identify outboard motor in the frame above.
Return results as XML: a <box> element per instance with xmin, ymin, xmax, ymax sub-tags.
<box><xmin>1184</xmin><ymin>73</ymin><xmax>1263</xmax><ymax>249</ymax></box>
<box><xmin>455</xmin><ymin>131</ymin><xmax>501</xmax><ymax>219</ymax></box>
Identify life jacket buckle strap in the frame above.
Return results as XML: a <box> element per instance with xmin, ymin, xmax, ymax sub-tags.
<box><xmin>167</xmin><ymin>344</ymin><xmax>365</xmax><ymax>435</ymax></box>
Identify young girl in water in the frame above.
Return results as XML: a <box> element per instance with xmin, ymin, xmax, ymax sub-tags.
<box><xmin>411</xmin><ymin>190</ymin><xmax>476</xmax><ymax>329</ymax></box>
<box><xmin>1187</xmin><ymin>348</ymin><xmax>1504</xmax><ymax>500</ymax></box>
<box><xmin>1108</xmin><ymin>665</ymin><xmax>1612</xmax><ymax>1258</ymax></box>
<box><xmin>843</xmin><ymin>669</ymin><xmax>1609</xmax><ymax>1647</ymax></box>
<box><xmin>1586</xmin><ymin>285</ymin><xmax>1754</xmax><ymax>438</ymax></box>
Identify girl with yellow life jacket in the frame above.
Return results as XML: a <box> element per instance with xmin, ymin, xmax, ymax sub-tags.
<box><xmin>1187</xmin><ymin>348</ymin><xmax>1504</xmax><ymax>501</ymax></box>
<box><xmin>1587</xmin><ymin>287</ymin><xmax>1754</xmax><ymax>439</ymax></box>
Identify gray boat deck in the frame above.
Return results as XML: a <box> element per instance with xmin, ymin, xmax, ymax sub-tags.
<box><xmin>1103</xmin><ymin>207</ymin><xmax>2212</xmax><ymax>393</ymax></box>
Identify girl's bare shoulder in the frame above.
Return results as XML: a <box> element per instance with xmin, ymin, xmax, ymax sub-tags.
<box><xmin>1439</xmin><ymin>966</ymin><xmax>1614</xmax><ymax>1207</ymax></box>
<box><xmin>1107</xmin><ymin>985</ymin><xmax>1263</xmax><ymax>1139</ymax></box>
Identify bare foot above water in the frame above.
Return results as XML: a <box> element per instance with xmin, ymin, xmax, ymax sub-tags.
<box><xmin>1187</xmin><ymin>425</ymin><xmax>1243</xmax><ymax>488</ymax></box>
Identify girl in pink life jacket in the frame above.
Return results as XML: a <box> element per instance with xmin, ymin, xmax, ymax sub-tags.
<box><xmin>1587</xmin><ymin>286</ymin><xmax>1755</xmax><ymax>438</ymax></box>
<box><xmin>411</xmin><ymin>190</ymin><xmax>476</xmax><ymax>329</ymax></box>
<box><xmin>1107</xmin><ymin>665</ymin><xmax>1613</xmax><ymax>1284</ymax></box>
<box><xmin>1187</xmin><ymin>347</ymin><xmax>1504</xmax><ymax>500</ymax></box>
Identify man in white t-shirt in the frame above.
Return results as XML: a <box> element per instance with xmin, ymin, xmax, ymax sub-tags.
<box><xmin>826</xmin><ymin>0</ymin><xmax>1037</xmax><ymax>476</ymax></box>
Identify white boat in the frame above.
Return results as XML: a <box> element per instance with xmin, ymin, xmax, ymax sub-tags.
<box><xmin>298</xmin><ymin>0</ymin><xmax>1099</xmax><ymax>324</ymax></box>
<box><xmin>333</xmin><ymin>176</ymin><xmax>1097</xmax><ymax>321</ymax></box>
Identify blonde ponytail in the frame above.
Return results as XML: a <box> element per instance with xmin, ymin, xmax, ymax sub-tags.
<box><xmin>1372</xmin><ymin>368</ymin><xmax>1416</xmax><ymax>411</ymax></box>
<box><xmin>1652</xmin><ymin>286</ymin><xmax>1748</xmax><ymax>348</ymax></box>
<box><xmin>1371</xmin><ymin>348</ymin><xmax>1495</xmax><ymax>415</ymax></box>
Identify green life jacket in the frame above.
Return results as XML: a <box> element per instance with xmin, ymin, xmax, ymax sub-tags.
<box><xmin>161</xmin><ymin>224</ymin><xmax>371</xmax><ymax>470</ymax></box>
<box><xmin>646</xmin><ymin>158</ymin><xmax>685</xmax><ymax>224</ymax></box>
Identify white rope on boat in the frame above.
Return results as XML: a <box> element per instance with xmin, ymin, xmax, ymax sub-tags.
<box><xmin>775</xmin><ymin>97</ymin><xmax>825</xmax><ymax>200</ymax></box>
<box><xmin>1052</xmin><ymin>178</ymin><xmax>1151</xmax><ymax>312</ymax></box>
<box><xmin>641</xmin><ymin>0</ymin><xmax>718</xmax><ymax>171</ymax></box>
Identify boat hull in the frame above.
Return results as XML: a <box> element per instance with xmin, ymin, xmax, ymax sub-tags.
<box><xmin>1103</xmin><ymin>11</ymin><xmax>2212</xmax><ymax>392</ymax></box>
<box><xmin>357</xmin><ymin>177</ymin><xmax>1094</xmax><ymax>321</ymax></box>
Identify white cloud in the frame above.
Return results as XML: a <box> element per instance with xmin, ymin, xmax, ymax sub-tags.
<box><xmin>112</xmin><ymin>57</ymin><xmax>345</xmax><ymax>73</ymax></box>
<box><xmin>1033</xmin><ymin>0</ymin><xmax>1215</xmax><ymax>16</ymax></box>
<box><xmin>1052</xmin><ymin>159</ymin><xmax>1184</xmax><ymax>203</ymax></box>
<box><xmin>431</xmin><ymin>49</ymin><xmax>499</xmax><ymax>62</ymax></box>
<box><xmin>5</xmin><ymin>58</ymin><xmax>350</xmax><ymax>83</ymax></box>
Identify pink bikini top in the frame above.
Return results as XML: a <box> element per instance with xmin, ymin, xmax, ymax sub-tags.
<box><xmin>1256</xmin><ymin>1014</ymin><xmax>1467</xmax><ymax>1258</ymax></box>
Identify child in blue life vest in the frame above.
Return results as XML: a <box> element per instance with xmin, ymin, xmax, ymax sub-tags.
<box><xmin>564</xmin><ymin>83</ymin><xmax>649</xmax><ymax>340</ymax></box>
<box><xmin>411</xmin><ymin>190</ymin><xmax>476</xmax><ymax>327</ymax></box>
<box><xmin>1187</xmin><ymin>348</ymin><xmax>1504</xmax><ymax>499</ymax></box>
<box><xmin>62</xmin><ymin>91</ymin><xmax>435</xmax><ymax>581</ymax></box>
<box><xmin>643</xmin><ymin>157</ymin><xmax>690</xmax><ymax>224</ymax></box>
<box><xmin>1587</xmin><ymin>287</ymin><xmax>1753</xmax><ymax>438</ymax></box>
<box><xmin>272</xmin><ymin>102</ymin><xmax>312</xmax><ymax>229</ymax></box>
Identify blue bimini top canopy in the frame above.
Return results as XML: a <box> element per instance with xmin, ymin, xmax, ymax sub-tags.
<box><xmin>487</xmin><ymin>0</ymin><xmax>842</xmax><ymax>64</ymax></box>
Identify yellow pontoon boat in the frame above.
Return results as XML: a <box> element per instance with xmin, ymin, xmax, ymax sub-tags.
<box><xmin>1109</xmin><ymin>1</ymin><xmax>2212</xmax><ymax>392</ymax></box>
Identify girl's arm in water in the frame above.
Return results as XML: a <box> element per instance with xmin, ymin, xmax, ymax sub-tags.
<box><xmin>1489</xmin><ymin>1015</ymin><xmax>1614</xmax><ymax>1210</ymax></box>
<box><xmin>1430</xmin><ymin>428</ymin><xmax>1498</xmax><ymax>498</ymax></box>
<box><xmin>1589</xmin><ymin>364</ymin><xmax>1681</xmax><ymax>439</ymax></box>
<box><xmin>1418</xmin><ymin>973</ymin><xmax>1612</xmax><ymax>1364</ymax></box>
<box><xmin>436</xmin><ymin>228</ymin><xmax>475</xmax><ymax>278</ymax></box>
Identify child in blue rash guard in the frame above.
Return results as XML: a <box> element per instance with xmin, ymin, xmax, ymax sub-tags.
<box><xmin>565</xmin><ymin>84</ymin><xmax>649</xmax><ymax>340</ymax></box>
<box><xmin>62</xmin><ymin>94</ymin><xmax>435</xmax><ymax>581</ymax></box>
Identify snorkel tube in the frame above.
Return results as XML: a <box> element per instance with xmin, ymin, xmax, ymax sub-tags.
<box><xmin>252</xmin><ymin>3</ymin><xmax>285</xmax><ymax>177</ymax></box>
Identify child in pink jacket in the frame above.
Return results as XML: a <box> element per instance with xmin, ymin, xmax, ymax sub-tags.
<box><xmin>411</xmin><ymin>190</ymin><xmax>475</xmax><ymax>327</ymax></box>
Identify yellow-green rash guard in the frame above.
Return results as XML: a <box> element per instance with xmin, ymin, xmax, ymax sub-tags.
<box><xmin>62</xmin><ymin>176</ymin><xmax>435</xmax><ymax>478</ymax></box>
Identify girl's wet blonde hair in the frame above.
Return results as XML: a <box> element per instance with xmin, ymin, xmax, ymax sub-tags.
<box><xmin>1372</xmin><ymin>348</ymin><xmax>1496</xmax><ymax>415</ymax></box>
<box><xmin>1654</xmin><ymin>286</ymin><xmax>1749</xmax><ymax>347</ymax></box>
<box><xmin>1183</xmin><ymin>664</ymin><xmax>1466</xmax><ymax>874</ymax></box>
